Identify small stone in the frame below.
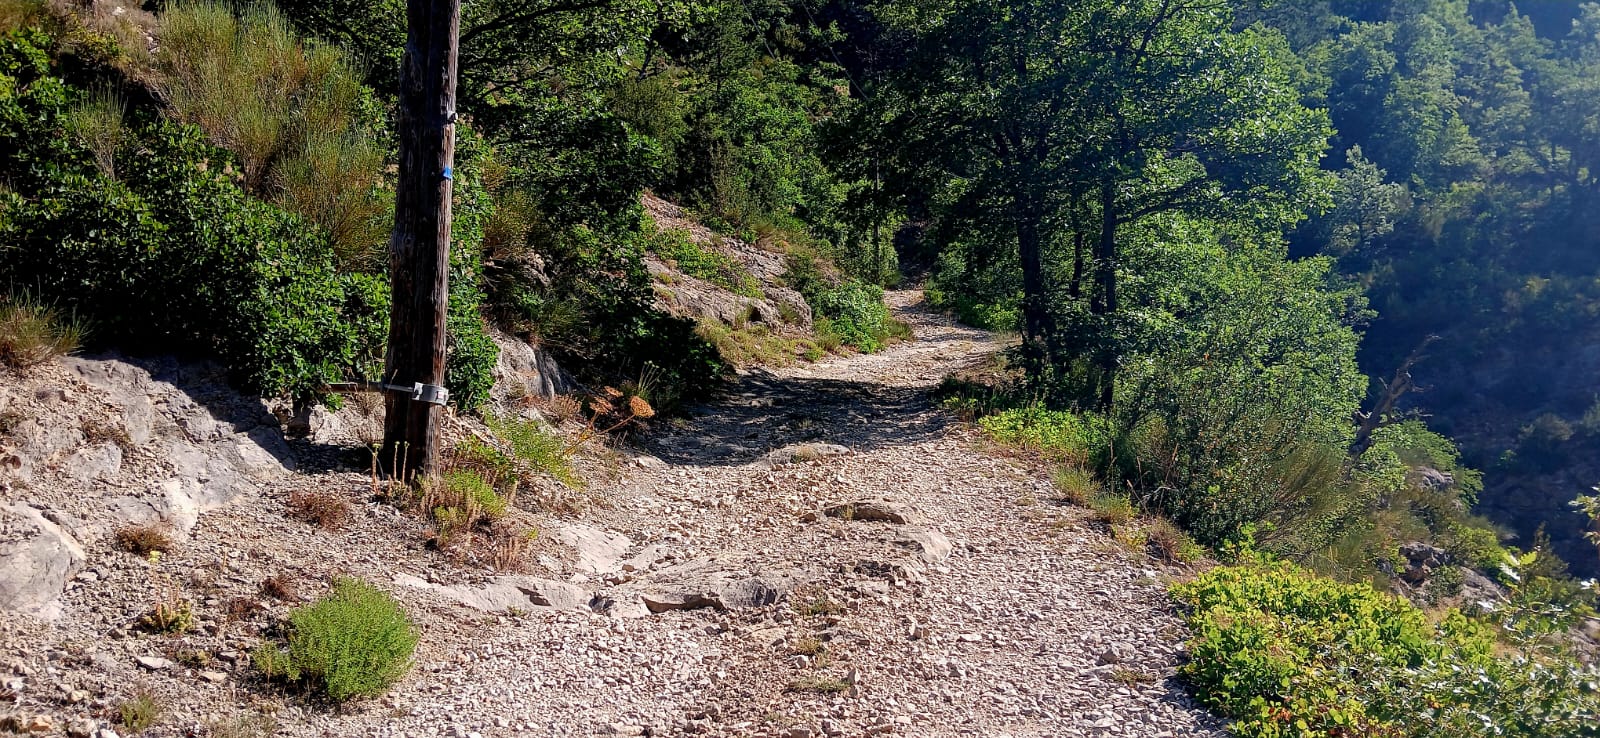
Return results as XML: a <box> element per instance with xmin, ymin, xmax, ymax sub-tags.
<box><xmin>1096</xmin><ymin>649</ymin><xmax>1121</xmax><ymax>665</ymax></box>
<box><xmin>786</xmin><ymin>728</ymin><xmax>815</xmax><ymax>738</ymax></box>
<box><xmin>135</xmin><ymin>656</ymin><xmax>173</xmax><ymax>671</ymax></box>
<box><xmin>19</xmin><ymin>715</ymin><xmax>54</xmax><ymax>733</ymax></box>
<box><xmin>610</xmin><ymin>725</ymin><xmax>644</xmax><ymax>736</ymax></box>
<box><xmin>94</xmin><ymin>730</ymin><xmax>123</xmax><ymax>738</ymax></box>
<box><xmin>199</xmin><ymin>671</ymin><xmax>228</xmax><ymax>683</ymax></box>
<box><xmin>821</xmin><ymin>719</ymin><xmax>843</xmax><ymax>736</ymax></box>
<box><xmin>68</xmin><ymin>720</ymin><xmax>96</xmax><ymax>738</ymax></box>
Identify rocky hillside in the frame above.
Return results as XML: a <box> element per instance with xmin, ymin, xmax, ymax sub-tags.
<box><xmin>641</xmin><ymin>194</ymin><xmax>814</xmax><ymax>336</ymax></box>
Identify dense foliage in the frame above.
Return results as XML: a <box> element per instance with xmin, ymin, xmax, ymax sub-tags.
<box><xmin>1175</xmin><ymin>560</ymin><xmax>1600</xmax><ymax>737</ymax></box>
<box><xmin>0</xmin><ymin>26</ymin><xmax>380</xmax><ymax>401</ymax></box>
<box><xmin>1239</xmin><ymin>0</ymin><xmax>1600</xmax><ymax>575</ymax></box>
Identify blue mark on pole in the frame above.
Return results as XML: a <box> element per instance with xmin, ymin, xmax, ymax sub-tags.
<box><xmin>441</xmin><ymin>166</ymin><xmax>453</xmax><ymax>180</ymax></box>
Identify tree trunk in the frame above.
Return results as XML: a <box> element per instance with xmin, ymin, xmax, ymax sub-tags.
<box><xmin>1017</xmin><ymin>205</ymin><xmax>1049</xmax><ymax>376</ymax></box>
<box><xmin>382</xmin><ymin>0</ymin><xmax>460</xmax><ymax>481</ymax></box>
<box><xmin>1068</xmin><ymin>224</ymin><xmax>1085</xmax><ymax>300</ymax></box>
<box><xmin>1094</xmin><ymin>179</ymin><xmax>1118</xmax><ymax>412</ymax></box>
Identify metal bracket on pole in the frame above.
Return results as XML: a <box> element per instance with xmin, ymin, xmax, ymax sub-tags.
<box><xmin>326</xmin><ymin>381</ymin><xmax>450</xmax><ymax>407</ymax></box>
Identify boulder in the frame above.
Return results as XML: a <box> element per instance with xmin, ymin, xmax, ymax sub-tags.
<box><xmin>826</xmin><ymin>500</ymin><xmax>922</xmax><ymax>525</ymax></box>
<box><xmin>622</xmin><ymin>555</ymin><xmax>792</xmax><ymax>614</ymax></box>
<box><xmin>0</xmin><ymin>504</ymin><xmax>86</xmax><ymax>616</ymax></box>
<box><xmin>894</xmin><ymin>528</ymin><xmax>953</xmax><ymax>565</ymax></box>
<box><xmin>551</xmin><ymin>523</ymin><xmax>632</xmax><ymax>575</ymax></box>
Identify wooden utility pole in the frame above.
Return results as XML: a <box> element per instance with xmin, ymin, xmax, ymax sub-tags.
<box><xmin>382</xmin><ymin>0</ymin><xmax>460</xmax><ymax>480</ymax></box>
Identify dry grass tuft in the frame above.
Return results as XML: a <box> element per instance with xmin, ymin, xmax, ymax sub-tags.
<box><xmin>287</xmin><ymin>489</ymin><xmax>351</xmax><ymax>531</ymax></box>
<box><xmin>0</xmin><ymin>292</ymin><xmax>85</xmax><ymax>370</ymax></box>
<box><xmin>206</xmin><ymin>712</ymin><xmax>278</xmax><ymax>738</ymax></box>
<box><xmin>260</xmin><ymin>574</ymin><xmax>298</xmax><ymax>602</ymax></box>
<box><xmin>114</xmin><ymin>523</ymin><xmax>174</xmax><ymax>556</ymax></box>
<box><xmin>1146</xmin><ymin>517</ymin><xmax>1204</xmax><ymax>564</ymax></box>
<box><xmin>539</xmin><ymin>395</ymin><xmax>583</xmax><ymax>425</ymax></box>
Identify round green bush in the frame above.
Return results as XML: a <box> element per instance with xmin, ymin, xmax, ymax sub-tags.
<box><xmin>281</xmin><ymin>578</ymin><xmax>417</xmax><ymax>702</ymax></box>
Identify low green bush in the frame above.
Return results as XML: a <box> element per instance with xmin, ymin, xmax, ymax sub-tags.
<box><xmin>1173</xmin><ymin>561</ymin><xmax>1600</xmax><ymax>737</ymax></box>
<box><xmin>486</xmin><ymin>414</ymin><xmax>579</xmax><ymax>487</ymax></box>
<box><xmin>978</xmin><ymin>407</ymin><xmax>1099</xmax><ymax>467</ymax></box>
<box><xmin>810</xmin><ymin>280</ymin><xmax>894</xmax><ymax>352</ymax></box>
<box><xmin>253</xmin><ymin>578</ymin><xmax>416</xmax><ymax>702</ymax></box>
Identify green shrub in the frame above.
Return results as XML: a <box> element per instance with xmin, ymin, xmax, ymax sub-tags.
<box><xmin>1173</xmin><ymin>562</ymin><xmax>1600</xmax><ymax>737</ymax></box>
<box><xmin>1</xmin><ymin>118</ymin><xmax>382</xmax><ymax>400</ymax></box>
<box><xmin>810</xmin><ymin>280</ymin><xmax>894</xmax><ymax>352</ymax></box>
<box><xmin>254</xmin><ymin>578</ymin><xmax>417</xmax><ymax>702</ymax></box>
<box><xmin>978</xmin><ymin>407</ymin><xmax>1099</xmax><ymax>467</ymax></box>
<box><xmin>486</xmin><ymin>414</ymin><xmax>579</xmax><ymax>487</ymax></box>
<box><xmin>440</xmin><ymin>125</ymin><xmax>500</xmax><ymax>413</ymax></box>
<box><xmin>157</xmin><ymin>0</ymin><xmax>390</xmax><ymax>267</ymax></box>
<box><xmin>1444</xmin><ymin>523</ymin><xmax>1506</xmax><ymax>572</ymax></box>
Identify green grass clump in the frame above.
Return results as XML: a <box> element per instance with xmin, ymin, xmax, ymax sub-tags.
<box><xmin>253</xmin><ymin>578</ymin><xmax>417</xmax><ymax>702</ymax></box>
<box><xmin>1052</xmin><ymin>466</ymin><xmax>1099</xmax><ymax>506</ymax></box>
<box><xmin>486</xmin><ymin>415</ymin><xmax>580</xmax><ymax>487</ymax></box>
<box><xmin>1089</xmin><ymin>494</ymin><xmax>1135</xmax><ymax>526</ymax></box>
<box><xmin>444</xmin><ymin>469</ymin><xmax>507</xmax><ymax>520</ymax></box>
<box><xmin>118</xmin><ymin>690</ymin><xmax>162</xmax><ymax>732</ymax></box>
<box><xmin>1173</xmin><ymin>562</ymin><xmax>1600</xmax><ymax>737</ymax></box>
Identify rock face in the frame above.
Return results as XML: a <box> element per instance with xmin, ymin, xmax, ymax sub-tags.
<box><xmin>0</xmin><ymin>504</ymin><xmax>87</xmax><ymax>615</ymax></box>
<box><xmin>0</xmin><ymin>355</ymin><xmax>294</xmax><ymax>616</ymax></box>
<box><xmin>551</xmin><ymin>523</ymin><xmax>632</xmax><ymax>575</ymax></box>
<box><xmin>640</xmin><ymin>194</ymin><xmax>815</xmax><ymax>334</ymax></box>
<box><xmin>396</xmin><ymin>575</ymin><xmax>594</xmax><ymax>613</ymax></box>
<box><xmin>489</xmin><ymin>328</ymin><xmax>573</xmax><ymax>412</ymax></box>
<box><xmin>1399</xmin><ymin>541</ymin><xmax>1451</xmax><ymax>584</ymax></box>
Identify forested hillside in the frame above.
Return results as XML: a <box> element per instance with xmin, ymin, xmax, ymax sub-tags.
<box><xmin>6</xmin><ymin>0</ymin><xmax>1600</xmax><ymax>734</ymax></box>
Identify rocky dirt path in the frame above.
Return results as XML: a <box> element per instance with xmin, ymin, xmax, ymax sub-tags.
<box><xmin>1</xmin><ymin>291</ymin><xmax>1225</xmax><ymax>738</ymax></box>
<box><xmin>334</xmin><ymin>291</ymin><xmax>1222</xmax><ymax>738</ymax></box>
